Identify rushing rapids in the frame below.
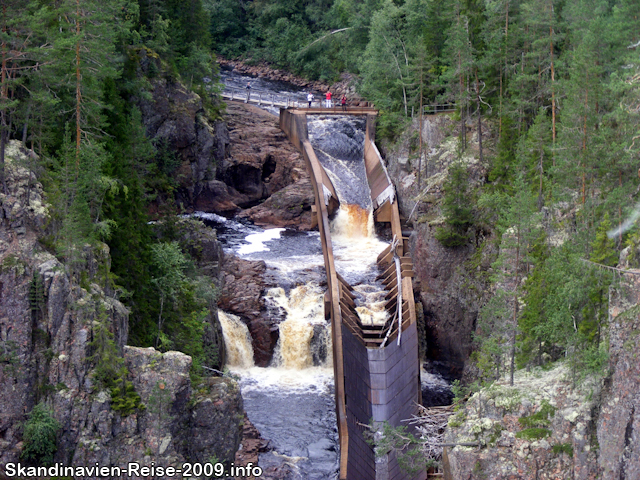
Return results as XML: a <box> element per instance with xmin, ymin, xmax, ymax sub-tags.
<box><xmin>199</xmin><ymin>103</ymin><xmax>393</xmax><ymax>478</ymax></box>
<box><xmin>207</xmin><ymin>72</ymin><xmax>448</xmax><ymax>478</ymax></box>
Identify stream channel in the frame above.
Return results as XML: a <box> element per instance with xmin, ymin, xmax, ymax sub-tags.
<box><xmin>200</xmin><ymin>70</ymin><xmax>451</xmax><ymax>479</ymax></box>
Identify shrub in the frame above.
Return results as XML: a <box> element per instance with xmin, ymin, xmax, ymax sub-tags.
<box><xmin>21</xmin><ymin>403</ymin><xmax>60</xmax><ymax>465</ymax></box>
<box><xmin>552</xmin><ymin>443</ymin><xmax>574</xmax><ymax>456</ymax></box>
<box><xmin>518</xmin><ymin>400</ymin><xmax>556</xmax><ymax>428</ymax></box>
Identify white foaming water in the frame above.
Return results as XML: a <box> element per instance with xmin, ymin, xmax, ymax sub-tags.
<box><xmin>268</xmin><ymin>283</ymin><xmax>330</xmax><ymax>370</ymax></box>
<box><xmin>330</xmin><ymin>204</ymin><xmax>388</xmax><ymax>285</ymax></box>
<box><xmin>238</xmin><ymin>228</ymin><xmax>286</xmax><ymax>255</ymax></box>
<box><xmin>219</xmin><ymin>283</ymin><xmax>333</xmax><ymax>394</ymax></box>
<box><xmin>353</xmin><ymin>284</ymin><xmax>388</xmax><ymax>326</ymax></box>
<box><xmin>192</xmin><ymin>211</ymin><xmax>228</xmax><ymax>223</ymax></box>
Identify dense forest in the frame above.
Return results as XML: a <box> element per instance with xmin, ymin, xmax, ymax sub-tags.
<box><xmin>2</xmin><ymin>0</ymin><xmax>640</xmax><ymax>389</ymax></box>
<box><xmin>1</xmin><ymin>0</ymin><xmax>223</xmax><ymax>381</ymax></box>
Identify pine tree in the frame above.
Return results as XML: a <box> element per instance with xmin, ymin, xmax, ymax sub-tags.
<box><xmin>435</xmin><ymin>161</ymin><xmax>474</xmax><ymax>247</ymax></box>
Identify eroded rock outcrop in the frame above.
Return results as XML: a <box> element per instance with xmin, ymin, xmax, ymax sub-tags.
<box><xmin>219</xmin><ymin>256</ymin><xmax>281</xmax><ymax>366</ymax></box>
<box><xmin>132</xmin><ymin>48</ymin><xmax>230</xmax><ymax>213</ymax></box>
<box><xmin>133</xmin><ymin>51</ymin><xmax>315</xmax><ymax>226</ymax></box>
<box><xmin>597</xmin><ymin>273</ymin><xmax>640</xmax><ymax>479</ymax></box>
<box><xmin>441</xmin><ymin>271</ymin><xmax>640</xmax><ymax>479</ymax></box>
<box><xmin>443</xmin><ymin>365</ymin><xmax>602</xmax><ymax>480</ymax></box>
<box><xmin>219</xmin><ymin>102</ymin><xmax>314</xmax><ymax>228</ymax></box>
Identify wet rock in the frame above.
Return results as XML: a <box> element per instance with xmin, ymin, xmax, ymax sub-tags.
<box><xmin>219</xmin><ymin>255</ymin><xmax>279</xmax><ymax>366</ymax></box>
<box><xmin>220</xmin><ymin>102</ymin><xmax>314</xmax><ymax>229</ymax></box>
<box><xmin>238</xmin><ymin>175</ymin><xmax>314</xmax><ymax>230</ymax></box>
<box><xmin>235</xmin><ymin>415</ymin><xmax>272</xmax><ymax>471</ymax></box>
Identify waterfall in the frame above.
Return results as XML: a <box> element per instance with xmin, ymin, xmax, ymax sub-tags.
<box><xmin>354</xmin><ymin>284</ymin><xmax>388</xmax><ymax>326</ymax></box>
<box><xmin>331</xmin><ymin>205</ymin><xmax>390</xmax><ymax>327</ymax></box>
<box><xmin>330</xmin><ymin>204</ymin><xmax>374</xmax><ymax>239</ymax></box>
<box><xmin>219</xmin><ymin>311</ymin><xmax>255</xmax><ymax>369</ymax></box>
<box><xmin>267</xmin><ymin>284</ymin><xmax>329</xmax><ymax>370</ymax></box>
<box><xmin>219</xmin><ymin>284</ymin><xmax>333</xmax><ymax>391</ymax></box>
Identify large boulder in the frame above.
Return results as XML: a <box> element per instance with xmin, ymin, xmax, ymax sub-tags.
<box><xmin>443</xmin><ymin>364</ymin><xmax>602</xmax><ymax>480</ymax></box>
<box><xmin>214</xmin><ymin>102</ymin><xmax>313</xmax><ymax>228</ymax></box>
<box><xmin>219</xmin><ymin>256</ymin><xmax>281</xmax><ymax>366</ymax></box>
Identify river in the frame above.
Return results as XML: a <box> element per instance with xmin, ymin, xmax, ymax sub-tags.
<box><xmin>202</xmin><ymin>71</ymin><xmax>451</xmax><ymax>479</ymax></box>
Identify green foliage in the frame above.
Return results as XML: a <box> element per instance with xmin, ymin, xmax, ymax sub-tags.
<box><xmin>515</xmin><ymin>427</ymin><xmax>551</xmax><ymax>441</ymax></box>
<box><xmin>451</xmin><ymin>379</ymin><xmax>481</xmax><ymax>404</ymax></box>
<box><xmin>488</xmin><ymin>116</ymin><xmax>518</xmax><ymax>191</ymax></box>
<box><xmin>435</xmin><ymin>161</ymin><xmax>474</xmax><ymax>247</ymax></box>
<box><xmin>552</xmin><ymin>442</ymin><xmax>574</xmax><ymax>456</ymax></box>
<box><xmin>448</xmin><ymin>410</ymin><xmax>467</xmax><ymax>428</ymax></box>
<box><xmin>89</xmin><ymin>310</ymin><xmax>144</xmax><ymax>416</ymax></box>
<box><xmin>0</xmin><ymin>340</ymin><xmax>20</xmax><ymax>377</ymax></box>
<box><xmin>29</xmin><ymin>272</ymin><xmax>46</xmax><ymax>322</ymax></box>
<box><xmin>21</xmin><ymin>403</ymin><xmax>60</xmax><ymax>466</ymax></box>
<box><xmin>367</xmin><ymin>421</ymin><xmax>432</xmax><ymax>476</ymax></box>
<box><xmin>518</xmin><ymin>401</ymin><xmax>556</xmax><ymax>428</ymax></box>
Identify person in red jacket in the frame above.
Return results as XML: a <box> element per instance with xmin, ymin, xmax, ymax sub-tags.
<box><xmin>341</xmin><ymin>94</ymin><xmax>347</xmax><ymax>112</ymax></box>
<box><xmin>325</xmin><ymin>90</ymin><xmax>332</xmax><ymax>108</ymax></box>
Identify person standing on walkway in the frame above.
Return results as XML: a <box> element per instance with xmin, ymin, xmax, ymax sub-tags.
<box><xmin>325</xmin><ymin>90</ymin><xmax>332</xmax><ymax>108</ymax></box>
<box><xmin>245</xmin><ymin>82</ymin><xmax>251</xmax><ymax>103</ymax></box>
<box><xmin>341</xmin><ymin>94</ymin><xmax>347</xmax><ymax>112</ymax></box>
<box><xmin>307</xmin><ymin>92</ymin><xmax>314</xmax><ymax>108</ymax></box>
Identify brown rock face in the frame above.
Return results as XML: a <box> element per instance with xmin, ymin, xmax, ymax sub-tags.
<box><xmin>384</xmin><ymin>115</ymin><xmax>493</xmax><ymax>379</ymax></box>
<box><xmin>212</xmin><ymin>102</ymin><xmax>314</xmax><ymax>228</ymax></box>
<box><xmin>219</xmin><ymin>255</ymin><xmax>281</xmax><ymax>366</ymax></box>
<box><xmin>411</xmin><ymin>227</ymin><xmax>483</xmax><ymax>379</ymax></box>
<box><xmin>238</xmin><ymin>175</ymin><xmax>314</xmax><ymax>230</ymax></box>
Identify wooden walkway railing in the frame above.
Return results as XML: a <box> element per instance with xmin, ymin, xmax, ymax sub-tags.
<box><xmin>221</xmin><ymin>86</ymin><xmax>302</xmax><ymax>108</ymax></box>
<box><xmin>279</xmin><ymin>107</ymin><xmax>424</xmax><ymax>480</ymax></box>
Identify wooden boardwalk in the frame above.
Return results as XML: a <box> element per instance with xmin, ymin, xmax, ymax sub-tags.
<box><xmin>280</xmin><ymin>108</ymin><xmax>424</xmax><ymax>480</ymax></box>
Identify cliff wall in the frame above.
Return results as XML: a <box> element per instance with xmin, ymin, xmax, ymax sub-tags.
<box><xmin>0</xmin><ymin>141</ymin><xmax>243</xmax><ymax>469</ymax></box>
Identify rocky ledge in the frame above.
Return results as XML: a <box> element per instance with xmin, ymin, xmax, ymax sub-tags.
<box><xmin>443</xmin><ymin>364</ymin><xmax>602</xmax><ymax>479</ymax></box>
<box><xmin>214</xmin><ymin>102</ymin><xmax>314</xmax><ymax>229</ymax></box>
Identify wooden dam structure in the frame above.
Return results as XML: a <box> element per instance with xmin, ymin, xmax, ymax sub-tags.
<box><xmin>279</xmin><ymin>107</ymin><xmax>425</xmax><ymax>480</ymax></box>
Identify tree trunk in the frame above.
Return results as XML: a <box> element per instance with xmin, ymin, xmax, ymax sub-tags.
<box><xmin>549</xmin><ymin>0</ymin><xmax>556</xmax><ymax>165</ymax></box>
<box><xmin>510</xmin><ymin>228</ymin><xmax>520</xmax><ymax>386</ymax></box>
<box><xmin>75</xmin><ymin>0</ymin><xmax>82</xmax><ymax>174</ymax></box>
<box><xmin>538</xmin><ymin>150</ymin><xmax>544</xmax><ymax>210</ymax></box>
<box><xmin>418</xmin><ymin>68</ymin><xmax>423</xmax><ymax>186</ymax></box>
<box><xmin>475</xmin><ymin>68</ymin><xmax>483</xmax><ymax>164</ymax></box>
